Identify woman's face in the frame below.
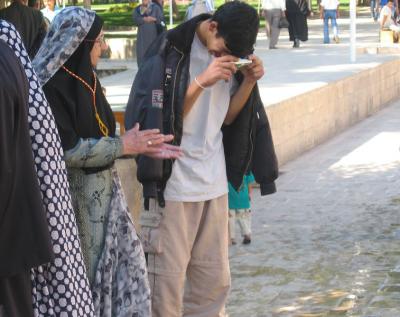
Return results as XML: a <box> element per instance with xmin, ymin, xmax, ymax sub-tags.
<box><xmin>142</xmin><ymin>0</ymin><xmax>150</xmax><ymax>6</ymax></box>
<box><xmin>90</xmin><ymin>29</ymin><xmax>108</xmax><ymax>67</ymax></box>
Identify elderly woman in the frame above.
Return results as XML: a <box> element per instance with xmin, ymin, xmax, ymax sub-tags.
<box><xmin>133</xmin><ymin>0</ymin><xmax>164</xmax><ymax>66</ymax></box>
<box><xmin>33</xmin><ymin>7</ymin><xmax>181</xmax><ymax>316</ymax></box>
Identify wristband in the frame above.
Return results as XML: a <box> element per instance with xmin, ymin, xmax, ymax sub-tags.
<box><xmin>194</xmin><ymin>76</ymin><xmax>207</xmax><ymax>90</ymax></box>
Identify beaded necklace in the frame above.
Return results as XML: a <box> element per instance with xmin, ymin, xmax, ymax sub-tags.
<box><xmin>61</xmin><ymin>65</ymin><xmax>109</xmax><ymax>137</ymax></box>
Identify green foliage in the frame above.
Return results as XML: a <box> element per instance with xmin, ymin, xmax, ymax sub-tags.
<box><xmin>106</xmin><ymin>3</ymin><xmax>137</xmax><ymax>12</ymax></box>
<box><xmin>97</xmin><ymin>11</ymin><xmax>134</xmax><ymax>27</ymax></box>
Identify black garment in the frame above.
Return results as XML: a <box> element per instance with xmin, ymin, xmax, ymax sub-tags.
<box><xmin>286</xmin><ymin>0</ymin><xmax>309</xmax><ymax>42</ymax></box>
<box><xmin>0</xmin><ymin>40</ymin><xmax>53</xmax><ymax>316</ymax></box>
<box><xmin>43</xmin><ymin>15</ymin><xmax>116</xmax><ymax>151</ymax></box>
<box><xmin>125</xmin><ymin>14</ymin><xmax>278</xmax><ymax>203</ymax></box>
<box><xmin>0</xmin><ymin>2</ymin><xmax>46</xmax><ymax>58</ymax></box>
<box><xmin>0</xmin><ymin>272</ymin><xmax>34</xmax><ymax>317</ymax></box>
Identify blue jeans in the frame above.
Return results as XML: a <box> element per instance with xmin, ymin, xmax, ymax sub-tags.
<box><xmin>323</xmin><ymin>10</ymin><xmax>338</xmax><ymax>43</ymax></box>
<box><xmin>371</xmin><ymin>0</ymin><xmax>378</xmax><ymax>20</ymax></box>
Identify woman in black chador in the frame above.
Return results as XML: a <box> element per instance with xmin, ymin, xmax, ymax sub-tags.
<box><xmin>286</xmin><ymin>0</ymin><xmax>310</xmax><ymax>47</ymax></box>
<box><xmin>0</xmin><ymin>38</ymin><xmax>53</xmax><ymax>317</ymax></box>
<box><xmin>1</xmin><ymin>19</ymin><xmax>95</xmax><ymax>316</ymax></box>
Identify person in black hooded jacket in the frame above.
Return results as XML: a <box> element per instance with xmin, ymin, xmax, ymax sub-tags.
<box><xmin>125</xmin><ymin>2</ymin><xmax>278</xmax><ymax>316</ymax></box>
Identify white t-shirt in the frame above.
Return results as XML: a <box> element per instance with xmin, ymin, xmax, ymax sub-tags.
<box><xmin>41</xmin><ymin>7</ymin><xmax>59</xmax><ymax>22</ymax></box>
<box><xmin>262</xmin><ymin>0</ymin><xmax>286</xmax><ymax>10</ymax></box>
<box><xmin>380</xmin><ymin>5</ymin><xmax>394</xmax><ymax>28</ymax></box>
<box><xmin>320</xmin><ymin>0</ymin><xmax>339</xmax><ymax>10</ymax></box>
<box><xmin>163</xmin><ymin>33</ymin><xmax>235</xmax><ymax>202</ymax></box>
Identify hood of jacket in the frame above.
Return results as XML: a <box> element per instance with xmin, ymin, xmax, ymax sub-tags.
<box><xmin>166</xmin><ymin>13</ymin><xmax>211</xmax><ymax>54</ymax></box>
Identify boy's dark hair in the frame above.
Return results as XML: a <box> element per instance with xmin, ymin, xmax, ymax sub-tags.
<box><xmin>211</xmin><ymin>1</ymin><xmax>259</xmax><ymax>58</ymax></box>
<box><xmin>28</xmin><ymin>0</ymin><xmax>38</xmax><ymax>7</ymax></box>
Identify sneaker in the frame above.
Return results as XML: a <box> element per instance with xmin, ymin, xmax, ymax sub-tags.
<box><xmin>334</xmin><ymin>36</ymin><xmax>340</xmax><ymax>44</ymax></box>
<box><xmin>242</xmin><ymin>235</ymin><xmax>251</xmax><ymax>245</ymax></box>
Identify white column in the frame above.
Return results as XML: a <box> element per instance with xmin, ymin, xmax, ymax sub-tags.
<box><xmin>350</xmin><ymin>0</ymin><xmax>356</xmax><ymax>62</ymax></box>
<box><xmin>169</xmin><ymin>0</ymin><xmax>173</xmax><ymax>27</ymax></box>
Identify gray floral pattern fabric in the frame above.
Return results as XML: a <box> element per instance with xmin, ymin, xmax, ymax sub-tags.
<box><xmin>64</xmin><ymin>140</ymin><xmax>151</xmax><ymax>316</ymax></box>
<box><xmin>63</xmin><ymin>137</ymin><xmax>123</xmax><ymax>285</ymax></box>
<box><xmin>32</xmin><ymin>6</ymin><xmax>95</xmax><ymax>86</ymax></box>
<box><xmin>0</xmin><ymin>20</ymin><xmax>94</xmax><ymax>316</ymax></box>
<box><xmin>92</xmin><ymin>169</ymin><xmax>151</xmax><ymax>317</ymax></box>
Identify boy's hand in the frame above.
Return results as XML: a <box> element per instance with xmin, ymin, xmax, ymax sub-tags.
<box><xmin>196</xmin><ymin>55</ymin><xmax>238</xmax><ymax>88</ymax></box>
<box><xmin>240</xmin><ymin>55</ymin><xmax>264</xmax><ymax>84</ymax></box>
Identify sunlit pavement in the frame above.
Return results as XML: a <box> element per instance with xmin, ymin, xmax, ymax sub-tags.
<box><xmin>228</xmin><ymin>101</ymin><xmax>400</xmax><ymax>317</ymax></box>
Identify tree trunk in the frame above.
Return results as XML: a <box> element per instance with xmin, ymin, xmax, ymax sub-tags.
<box><xmin>172</xmin><ymin>0</ymin><xmax>178</xmax><ymax>17</ymax></box>
<box><xmin>83</xmin><ymin>0</ymin><xmax>91</xmax><ymax>9</ymax></box>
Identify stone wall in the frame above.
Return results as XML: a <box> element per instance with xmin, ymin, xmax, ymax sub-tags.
<box><xmin>267</xmin><ymin>59</ymin><xmax>400</xmax><ymax>166</ymax></box>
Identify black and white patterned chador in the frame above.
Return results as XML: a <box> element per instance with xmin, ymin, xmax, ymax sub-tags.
<box><xmin>0</xmin><ymin>20</ymin><xmax>94</xmax><ymax>316</ymax></box>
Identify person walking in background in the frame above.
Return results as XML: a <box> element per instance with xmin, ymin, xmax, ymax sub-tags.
<box><xmin>262</xmin><ymin>0</ymin><xmax>286</xmax><ymax>49</ymax></box>
<box><xmin>371</xmin><ymin>0</ymin><xmax>379</xmax><ymax>21</ymax></box>
<box><xmin>228</xmin><ymin>172</ymin><xmax>256</xmax><ymax>245</ymax></box>
<box><xmin>133</xmin><ymin>0</ymin><xmax>165</xmax><ymax>66</ymax></box>
<box><xmin>286</xmin><ymin>0</ymin><xmax>309</xmax><ymax>47</ymax></box>
<box><xmin>0</xmin><ymin>0</ymin><xmax>46</xmax><ymax>58</ymax></box>
<box><xmin>33</xmin><ymin>7</ymin><xmax>182</xmax><ymax>316</ymax></box>
<box><xmin>320</xmin><ymin>0</ymin><xmax>339</xmax><ymax>44</ymax></box>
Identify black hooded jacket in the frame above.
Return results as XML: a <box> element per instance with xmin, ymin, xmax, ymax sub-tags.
<box><xmin>125</xmin><ymin>14</ymin><xmax>278</xmax><ymax>205</ymax></box>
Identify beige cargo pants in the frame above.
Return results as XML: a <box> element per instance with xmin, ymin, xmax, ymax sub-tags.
<box><xmin>140</xmin><ymin>194</ymin><xmax>230</xmax><ymax>317</ymax></box>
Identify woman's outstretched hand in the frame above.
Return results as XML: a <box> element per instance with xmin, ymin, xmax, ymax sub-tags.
<box><xmin>121</xmin><ymin>123</ymin><xmax>183</xmax><ymax>159</ymax></box>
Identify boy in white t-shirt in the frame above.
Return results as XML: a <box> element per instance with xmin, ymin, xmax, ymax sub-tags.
<box><xmin>125</xmin><ymin>2</ymin><xmax>271</xmax><ymax>317</ymax></box>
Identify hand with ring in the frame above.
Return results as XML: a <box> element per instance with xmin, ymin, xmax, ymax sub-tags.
<box><xmin>121</xmin><ymin>123</ymin><xmax>183</xmax><ymax>159</ymax></box>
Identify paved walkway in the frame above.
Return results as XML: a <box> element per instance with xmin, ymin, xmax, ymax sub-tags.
<box><xmin>100</xmin><ymin>14</ymin><xmax>398</xmax><ymax>109</ymax></box>
<box><xmin>227</xmin><ymin>99</ymin><xmax>400</xmax><ymax>317</ymax></box>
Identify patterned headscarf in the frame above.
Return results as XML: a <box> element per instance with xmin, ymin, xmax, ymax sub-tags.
<box><xmin>0</xmin><ymin>20</ymin><xmax>94</xmax><ymax>316</ymax></box>
<box><xmin>32</xmin><ymin>6</ymin><xmax>95</xmax><ymax>86</ymax></box>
